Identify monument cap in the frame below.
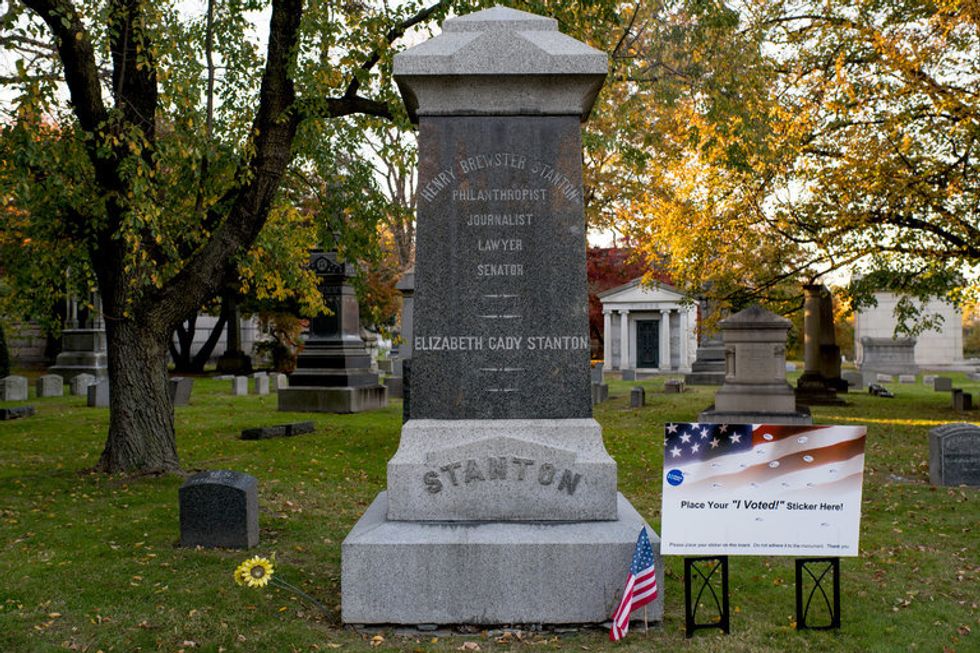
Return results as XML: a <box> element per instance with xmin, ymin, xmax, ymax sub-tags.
<box><xmin>393</xmin><ymin>5</ymin><xmax>607</xmax><ymax>122</ymax></box>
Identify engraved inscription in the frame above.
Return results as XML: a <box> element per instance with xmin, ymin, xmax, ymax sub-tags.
<box><xmin>422</xmin><ymin>456</ymin><xmax>583</xmax><ymax>496</ymax></box>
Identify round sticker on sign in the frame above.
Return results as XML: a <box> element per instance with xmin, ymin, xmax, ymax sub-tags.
<box><xmin>666</xmin><ymin>469</ymin><xmax>684</xmax><ymax>486</ymax></box>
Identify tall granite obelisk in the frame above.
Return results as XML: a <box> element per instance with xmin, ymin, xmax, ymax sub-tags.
<box><xmin>342</xmin><ymin>6</ymin><xmax>659</xmax><ymax>625</ymax></box>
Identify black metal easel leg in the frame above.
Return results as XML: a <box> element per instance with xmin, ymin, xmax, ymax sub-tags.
<box><xmin>684</xmin><ymin>556</ymin><xmax>730</xmax><ymax>638</ymax></box>
<box><xmin>795</xmin><ymin>557</ymin><xmax>841</xmax><ymax>630</ymax></box>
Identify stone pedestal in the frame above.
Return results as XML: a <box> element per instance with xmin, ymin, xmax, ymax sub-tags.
<box><xmin>278</xmin><ymin>251</ymin><xmax>387</xmax><ymax>414</ymax></box>
<box><xmin>859</xmin><ymin>337</ymin><xmax>917</xmax><ymax>377</ymax></box>
<box><xmin>343</xmin><ymin>7</ymin><xmax>659</xmax><ymax>627</ymax></box>
<box><xmin>700</xmin><ymin>305</ymin><xmax>811</xmax><ymax>424</ymax></box>
<box><xmin>49</xmin><ymin>321</ymin><xmax>108</xmax><ymax>382</ymax></box>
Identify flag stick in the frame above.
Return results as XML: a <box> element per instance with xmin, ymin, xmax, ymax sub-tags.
<box><xmin>644</xmin><ymin>605</ymin><xmax>648</xmax><ymax>632</ymax></box>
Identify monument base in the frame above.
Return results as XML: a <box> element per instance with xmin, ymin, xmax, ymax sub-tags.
<box><xmin>383</xmin><ymin>376</ymin><xmax>403</xmax><ymax>399</ymax></box>
<box><xmin>277</xmin><ymin>385</ymin><xmax>387</xmax><ymax>413</ymax></box>
<box><xmin>342</xmin><ymin>491</ymin><xmax>662</xmax><ymax>625</ymax></box>
<box><xmin>698</xmin><ymin>404</ymin><xmax>813</xmax><ymax>425</ymax></box>
<box><xmin>683</xmin><ymin>371</ymin><xmax>726</xmax><ymax>385</ymax></box>
<box><xmin>216</xmin><ymin>351</ymin><xmax>253</xmax><ymax>375</ymax></box>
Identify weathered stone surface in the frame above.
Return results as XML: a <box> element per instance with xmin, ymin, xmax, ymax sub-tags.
<box><xmin>621</xmin><ymin>369</ymin><xmax>636</xmax><ymax>381</ymax></box>
<box><xmin>343</xmin><ymin>492</ymin><xmax>661</xmax><ymax>625</ymax></box>
<box><xmin>842</xmin><ymin>371</ymin><xmax>863</xmax><ymax>391</ymax></box>
<box><xmin>923</xmin><ymin>374</ymin><xmax>937</xmax><ymax>385</ymax></box>
<box><xmin>179</xmin><ymin>470</ymin><xmax>258</xmax><ymax>549</ymax></box>
<box><xmin>0</xmin><ymin>405</ymin><xmax>35</xmax><ymax>420</ymax></box>
<box><xmin>231</xmin><ymin>376</ymin><xmax>248</xmax><ymax>396</ymax></box>
<box><xmin>929</xmin><ymin>423</ymin><xmax>980</xmax><ymax>486</ymax></box>
<box><xmin>49</xmin><ymin>328</ymin><xmax>108</xmax><ymax>381</ymax></box>
<box><xmin>70</xmin><ymin>373</ymin><xmax>96</xmax><ymax>396</ymax></box>
<box><xmin>701</xmin><ymin>305</ymin><xmax>811</xmax><ymax>424</ymax></box>
<box><xmin>215</xmin><ymin>374</ymin><xmax>235</xmax><ymax>381</ymax></box>
<box><xmin>934</xmin><ymin>376</ymin><xmax>953</xmax><ymax>392</ymax></box>
<box><xmin>169</xmin><ymin>377</ymin><xmax>193</xmax><ymax>406</ymax></box>
<box><xmin>590</xmin><ymin>383</ymin><xmax>608</xmax><ymax>405</ymax></box>
<box><xmin>384</xmin><ymin>375</ymin><xmax>404</xmax><ymax>399</ymax></box>
<box><xmin>280</xmin><ymin>251</ymin><xmax>387</xmax><ymax>413</ymax></box>
<box><xmin>240</xmin><ymin>422</ymin><xmax>315</xmax><ymax>440</ymax></box>
<box><xmin>270</xmin><ymin>373</ymin><xmax>288</xmax><ymax>391</ymax></box>
<box><xmin>952</xmin><ymin>389</ymin><xmax>972</xmax><ymax>412</ymax></box>
<box><xmin>796</xmin><ymin>284</ymin><xmax>844</xmax><ymax>405</ymax></box>
<box><xmin>252</xmin><ymin>375</ymin><xmax>270</xmax><ymax>395</ymax></box>
<box><xmin>386</xmin><ymin>419</ymin><xmax>616</xmax><ymax>521</ymax></box>
<box><xmin>36</xmin><ymin>374</ymin><xmax>64</xmax><ymax>398</ymax></box>
<box><xmin>876</xmin><ymin>373</ymin><xmax>895</xmax><ymax>383</ymax></box>
<box><xmin>408</xmin><ymin>115</ymin><xmax>592</xmax><ymax>421</ymax></box>
<box><xmin>87</xmin><ymin>380</ymin><xmax>110</xmax><ymax>407</ymax></box>
<box><xmin>664</xmin><ymin>379</ymin><xmax>685</xmax><ymax>394</ymax></box>
<box><xmin>899</xmin><ymin>374</ymin><xmax>917</xmax><ymax>384</ymax></box>
<box><xmin>630</xmin><ymin>386</ymin><xmax>645</xmax><ymax>408</ymax></box>
<box><xmin>860</xmin><ymin>337</ymin><xmax>917</xmax><ymax>376</ymax></box>
<box><xmin>1</xmin><ymin>376</ymin><xmax>28</xmax><ymax>402</ymax></box>
<box><xmin>590</xmin><ymin>363</ymin><xmax>604</xmax><ymax>384</ymax></box>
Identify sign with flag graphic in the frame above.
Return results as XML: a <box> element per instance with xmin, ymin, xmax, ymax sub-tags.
<box><xmin>661</xmin><ymin>423</ymin><xmax>867</xmax><ymax>557</ymax></box>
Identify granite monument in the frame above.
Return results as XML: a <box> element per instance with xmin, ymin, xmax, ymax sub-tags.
<box><xmin>342</xmin><ymin>6</ymin><xmax>658</xmax><ymax>626</ymax></box>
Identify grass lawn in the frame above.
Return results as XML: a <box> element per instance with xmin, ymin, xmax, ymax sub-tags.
<box><xmin>1</xmin><ymin>371</ymin><xmax>978</xmax><ymax>652</ymax></box>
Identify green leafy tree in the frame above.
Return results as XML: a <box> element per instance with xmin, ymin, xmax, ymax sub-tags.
<box><xmin>0</xmin><ymin>0</ymin><xmax>454</xmax><ymax>472</ymax></box>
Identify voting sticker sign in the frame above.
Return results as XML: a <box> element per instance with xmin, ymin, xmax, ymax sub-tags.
<box><xmin>660</xmin><ymin>423</ymin><xmax>867</xmax><ymax>557</ymax></box>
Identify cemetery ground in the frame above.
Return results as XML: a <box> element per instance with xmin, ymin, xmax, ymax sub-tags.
<box><xmin>1</xmin><ymin>373</ymin><xmax>977</xmax><ymax>653</ymax></box>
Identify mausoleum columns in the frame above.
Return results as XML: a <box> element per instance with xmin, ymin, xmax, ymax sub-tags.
<box><xmin>602</xmin><ymin>311</ymin><xmax>612</xmax><ymax>365</ymax></box>
<box><xmin>659</xmin><ymin>309</ymin><xmax>671</xmax><ymax>371</ymax></box>
<box><xmin>619</xmin><ymin>309</ymin><xmax>630</xmax><ymax>370</ymax></box>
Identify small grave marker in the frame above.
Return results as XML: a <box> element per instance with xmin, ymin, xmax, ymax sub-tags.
<box><xmin>1</xmin><ymin>376</ymin><xmax>28</xmax><ymax>401</ymax></box>
<box><xmin>36</xmin><ymin>374</ymin><xmax>64</xmax><ymax>398</ymax></box>
<box><xmin>87</xmin><ymin>380</ymin><xmax>110</xmax><ymax>407</ymax></box>
<box><xmin>179</xmin><ymin>470</ymin><xmax>258</xmax><ymax>549</ymax></box>
<box><xmin>929</xmin><ymin>423</ymin><xmax>980</xmax><ymax>486</ymax></box>
<box><xmin>630</xmin><ymin>386</ymin><xmax>645</xmax><ymax>408</ymax></box>
<box><xmin>169</xmin><ymin>377</ymin><xmax>193</xmax><ymax>406</ymax></box>
<box><xmin>240</xmin><ymin>421</ymin><xmax>315</xmax><ymax>440</ymax></box>
<box><xmin>70</xmin><ymin>373</ymin><xmax>96</xmax><ymax>396</ymax></box>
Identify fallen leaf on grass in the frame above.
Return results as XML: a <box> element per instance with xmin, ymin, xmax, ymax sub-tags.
<box><xmin>458</xmin><ymin>642</ymin><xmax>480</xmax><ymax>651</ymax></box>
<box><xmin>370</xmin><ymin>635</ymin><xmax>384</xmax><ymax>647</ymax></box>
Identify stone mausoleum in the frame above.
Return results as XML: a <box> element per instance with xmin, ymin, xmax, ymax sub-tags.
<box><xmin>854</xmin><ymin>292</ymin><xmax>967</xmax><ymax>370</ymax></box>
<box><xmin>598</xmin><ymin>279</ymin><xmax>697</xmax><ymax>373</ymax></box>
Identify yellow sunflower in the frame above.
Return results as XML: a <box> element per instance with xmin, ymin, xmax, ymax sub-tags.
<box><xmin>235</xmin><ymin>556</ymin><xmax>275</xmax><ymax>588</ymax></box>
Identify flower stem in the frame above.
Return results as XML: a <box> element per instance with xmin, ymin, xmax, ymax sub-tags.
<box><xmin>271</xmin><ymin>577</ymin><xmax>330</xmax><ymax>615</ymax></box>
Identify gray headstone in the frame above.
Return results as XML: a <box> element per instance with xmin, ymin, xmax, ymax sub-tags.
<box><xmin>1</xmin><ymin>375</ymin><xmax>28</xmax><ymax>402</ymax></box>
<box><xmin>169</xmin><ymin>377</ymin><xmax>193</xmax><ymax>406</ymax></box>
<box><xmin>934</xmin><ymin>377</ymin><xmax>953</xmax><ymax>392</ymax></box>
<box><xmin>240</xmin><ymin>422</ymin><xmax>315</xmax><ymax>440</ymax></box>
<box><xmin>590</xmin><ymin>362</ymin><xmax>604</xmax><ymax>384</ymax></box>
<box><xmin>270</xmin><ymin>373</ymin><xmax>288</xmax><ymax>391</ymax></box>
<box><xmin>251</xmin><ymin>371</ymin><xmax>268</xmax><ymax>378</ymax></box>
<box><xmin>590</xmin><ymin>383</ymin><xmax>608</xmax><ymax>405</ymax></box>
<box><xmin>70</xmin><ymin>373</ymin><xmax>96</xmax><ymax>396</ymax></box>
<box><xmin>923</xmin><ymin>374</ymin><xmax>937</xmax><ymax>385</ymax></box>
<box><xmin>87</xmin><ymin>380</ymin><xmax>110</xmax><ymax>407</ymax></box>
<box><xmin>630</xmin><ymin>386</ymin><xmax>645</xmax><ymax>408</ymax></box>
<box><xmin>664</xmin><ymin>379</ymin><xmax>685</xmax><ymax>394</ymax></box>
<box><xmin>252</xmin><ymin>375</ymin><xmax>270</xmax><ymax>395</ymax></box>
<box><xmin>178</xmin><ymin>470</ymin><xmax>258</xmax><ymax>548</ymax></box>
<box><xmin>231</xmin><ymin>376</ymin><xmax>248</xmax><ymax>395</ymax></box>
<box><xmin>0</xmin><ymin>405</ymin><xmax>35</xmax><ymax>420</ymax></box>
<box><xmin>842</xmin><ymin>370</ymin><xmax>863</xmax><ymax>390</ymax></box>
<box><xmin>953</xmin><ymin>390</ymin><xmax>972</xmax><ymax>412</ymax></box>
<box><xmin>876</xmin><ymin>373</ymin><xmax>895</xmax><ymax>383</ymax></box>
<box><xmin>621</xmin><ymin>369</ymin><xmax>636</xmax><ymax>381</ymax></box>
<box><xmin>929</xmin><ymin>423</ymin><xmax>980</xmax><ymax>486</ymax></box>
<box><xmin>36</xmin><ymin>374</ymin><xmax>64</xmax><ymax>398</ymax></box>
<box><xmin>899</xmin><ymin>374</ymin><xmax>916</xmax><ymax>384</ymax></box>
<box><xmin>215</xmin><ymin>374</ymin><xmax>235</xmax><ymax>381</ymax></box>
<box><xmin>860</xmin><ymin>336</ymin><xmax>917</xmax><ymax>376</ymax></box>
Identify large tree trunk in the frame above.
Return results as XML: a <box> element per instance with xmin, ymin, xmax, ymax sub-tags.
<box><xmin>96</xmin><ymin>319</ymin><xmax>179</xmax><ymax>473</ymax></box>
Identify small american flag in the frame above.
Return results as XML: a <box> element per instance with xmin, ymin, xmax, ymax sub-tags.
<box><xmin>609</xmin><ymin>527</ymin><xmax>658</xmax><ymax>641</ymax></box>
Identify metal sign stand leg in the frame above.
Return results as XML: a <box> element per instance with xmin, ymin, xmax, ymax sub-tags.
<box><xmin>683</xmin><ymin>556</ymin><xmax>730</xmax><ymax>638</ymax></box>
<box><xmin>795</xmin><ymin>557</ymin><xmax>841</xmax><ymax>630</ymax></box>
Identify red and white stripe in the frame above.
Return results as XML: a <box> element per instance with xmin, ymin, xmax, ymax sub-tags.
<box><xmin>609</xmin><ymin>564</ymin><xmax>657</xmax><ymax>641</ymax></box>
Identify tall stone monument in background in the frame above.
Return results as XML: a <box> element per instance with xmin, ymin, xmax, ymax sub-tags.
<box><xmin>342</xmin><ymin>7</ymin><xmax>659</xmax><ymax>625</ymax></box>
<box><xmin>278</xmin><ymin>251</ymin><xmax>387</xmax><ymax>413</ymax></box>
<box><xmin>685</xmin><ymin>299</ymin><xmax>726</xmax><ymax>385</ymax></box>
<box><xmin>795</xmin><ymin>284</ymin><xmax>844</xmax><ymax>404</ymax></box>
<box><xmin>49</xmin><ymin>292</ymin><xmax>108</xmax><ymax>381</ymax></box>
